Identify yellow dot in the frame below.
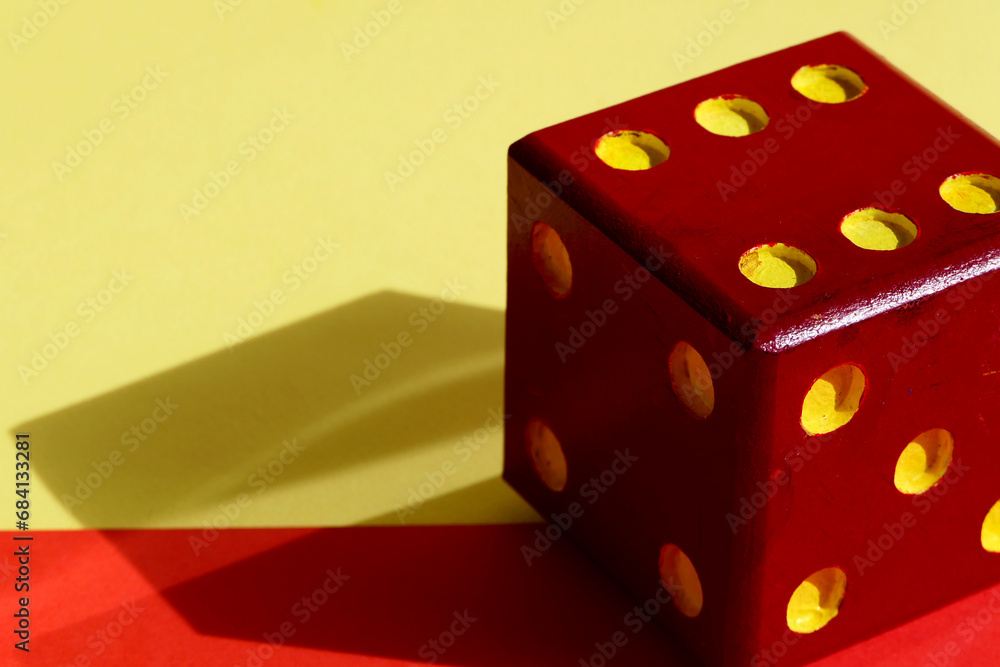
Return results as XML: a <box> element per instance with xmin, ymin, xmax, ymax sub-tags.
<box><xmin>694</xmin><ymin>96</ymin><xmax>769</xmax><ymax>137</ymax></box>
<box><xmin>894</xmin><ymin>429</ymin><xmax>954</xmax><ymax>495</ymax></box>
<box><xmin>595</xmin><ymin>130</ymin><xmax>670</xmax><ymax>171</ymax></box>
<box><xmin>940</xmin><ymin>173</ymin><xmax>1000</xmax><ymax>214</ymax></box>
<box><xmin>982</xmin><ymin>500</ymin><xmax>1000</xmax><ymax>553</ymax></box>
<box><xmin>659</xmin><ymin>544</ymin><xmax>704</xmax><ymax>618</ymax></box>
<box><xmin>840</xmin><ymin>208</ymin><xmax>918</xmax><ymax>251</ymax></box>
<box><xmin>668</xmin><ymin>342</ymin><xmax>715</xmax><ymax>419</ymax></box>
<box><xmin>531</xmin><ymin>222</ymin><xmax>572</xmax><ymax>298</ymax></box>
<box><xmin>791</xmin><ymin>64</ymin><xmax>867</xmax><ymax>104</ymax></box>
<box><xmin>738</xmin><ymin>244</ymin><xmax>816</xmax><ymax>289</ymax></box>
<box><xmin>525</xmin><ymin>419</ymin><xmax>567</xmax><ymax>492</ymax></box>
<box><xmin>787</xmin><ymin>568</ymin><xmax>847</xmax><ymax>634</ymax></box>
<box><xmin>800</xmin><ymin>364</ymin><xmax>866</xmax><ymax>435</ymax></box>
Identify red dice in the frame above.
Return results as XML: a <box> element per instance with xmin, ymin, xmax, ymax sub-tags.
<box><xmin>503</xmin><ymin>32</ymin><xmax>1000</xmax><ymax>666</ymax></box>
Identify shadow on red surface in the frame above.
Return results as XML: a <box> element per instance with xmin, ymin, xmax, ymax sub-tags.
<box><xmin>159</xmin><ymin>524</ymin><xmax>697</xmax><ymax>666</ymax></box>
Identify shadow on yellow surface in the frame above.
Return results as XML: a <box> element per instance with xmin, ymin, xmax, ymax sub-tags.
<box><xmin>359</xmin><ymin>475</ymin><xmax>542</xmax><ymax>526</ymax></box>
<box><xmin>17</xmin><ymin>290</ymin><xmax>508</xmax><ymax>528</ymax></box>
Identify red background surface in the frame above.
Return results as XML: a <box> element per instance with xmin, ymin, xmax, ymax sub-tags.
<box><xmin>4</xmin><ymin>526</ymin><xmax>999</xmax><ymax>666</ymax></box>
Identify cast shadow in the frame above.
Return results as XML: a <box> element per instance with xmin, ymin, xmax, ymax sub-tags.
<box><xmin>19</xmin><ymin>286</ymin><xmax>700</xmax><ymax>665</ymax></box>
<box><xmin>157</xmin><ymin>523</ymin><xmax>698</xmax><ymax>666</ymax></box>
<box><xmin>17</xmin><ymin>290</ymin><xmax>505</xmax><ymax>528</ymax></box>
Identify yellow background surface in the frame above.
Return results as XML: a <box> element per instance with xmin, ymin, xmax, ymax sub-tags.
<box><xmin>4</xmin><ymin>0</ymin><xmax>997</xmax><ymax>529</ymax></box>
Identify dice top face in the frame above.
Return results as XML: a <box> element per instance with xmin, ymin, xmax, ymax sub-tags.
<box><xmin>509</xmin><ymin>31</ymin><xmax>1000</xmax><ymax>353</ymax></box>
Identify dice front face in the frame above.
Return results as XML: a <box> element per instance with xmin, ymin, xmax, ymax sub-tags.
<box><xmin>504</xmin><ymin>32</ymin><xmax>1000</xmax><ymax>667</ymax></box>
<box><xmin>752</xmin><ymin>273</ymin><xmax>1000</xmax><ymax>666</ymax></box>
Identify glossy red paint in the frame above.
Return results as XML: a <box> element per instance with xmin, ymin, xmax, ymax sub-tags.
<box><xmin>504</xmin><ymin>32</ymin><xmax>1000</xmax><ymax>666</ymax></box>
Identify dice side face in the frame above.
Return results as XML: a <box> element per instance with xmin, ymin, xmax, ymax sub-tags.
<box><xmin>744</xmin><ymin>273</ymin><xmax>1000</xmax><ymax>666</ymax></box>
<box><xmin>515</xmin><ymin>31</ymin><xmax>1000</xmax><ymax>352</ymax></box>
<box><xmin>505</xmin><ymin>158</ymin><xmax>778</xmax><ymax>666</ymax></box>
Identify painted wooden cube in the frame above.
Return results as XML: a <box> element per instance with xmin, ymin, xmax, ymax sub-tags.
<box><xmin>503</xmin><ymin>31</ymin><xmax>1000</xmax><ymax>667</ymax></box>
